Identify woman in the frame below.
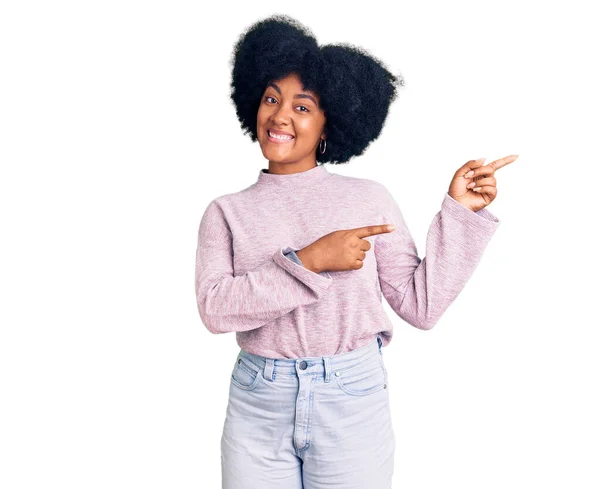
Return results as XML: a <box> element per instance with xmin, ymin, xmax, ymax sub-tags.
<box><xmin>195</xmin><ymin>14</ymin><xmax>517</xmax><ymax>489</ymax></box>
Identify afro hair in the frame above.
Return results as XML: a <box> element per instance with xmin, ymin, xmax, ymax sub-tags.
<box><xmin>229</xmin><ymin>14</ymin><xmax>405</xmax><ymax>165</ymax></box>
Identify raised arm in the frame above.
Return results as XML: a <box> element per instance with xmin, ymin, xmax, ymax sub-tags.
<box><xmin>195</xmin><ymin>199</ymin><xmax>333</xmax><ymax>334</ymax></box>
<box><xmin>374</xmin><ymin>186</ymin><xmax>500</xmax><ymax>330</ymax></box>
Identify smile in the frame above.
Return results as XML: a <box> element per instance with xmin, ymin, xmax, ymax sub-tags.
<box><xmin>267</xmin><ymin>130</ymin><xmax>295</xmax><ymax>143</ymax></box>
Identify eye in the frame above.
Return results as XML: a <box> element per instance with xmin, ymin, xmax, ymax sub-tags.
<box><xmin>263</xmin><ymin>96</ymin><xmax>310</xmax><ymax>113</ymax></box>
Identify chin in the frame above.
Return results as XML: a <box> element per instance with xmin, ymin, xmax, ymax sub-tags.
<box><xmin>261</xmin><ymin>146</ymin><xmax>289</xmax><ymax>161</ymax></box>
<box><xmin>265</xmin><ymin>155</ymin><xmax>288</xmax><ymax>164</ymax></box>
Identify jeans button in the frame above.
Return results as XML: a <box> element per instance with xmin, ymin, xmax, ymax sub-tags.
<box><xmin>299</xmin><ymin>360</ymin><xmax>308</xmax><ymax>370</ymax></box>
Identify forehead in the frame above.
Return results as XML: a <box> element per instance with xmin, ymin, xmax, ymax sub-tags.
<box><xmin>266</xmin><ymin>74</ymin><xmax>320</xmax><ymax>105</ymax></box>
<box><xmin>273</xmin><ymin>72</ymin><xmax>304</xmax><ymax>86</ymax></box>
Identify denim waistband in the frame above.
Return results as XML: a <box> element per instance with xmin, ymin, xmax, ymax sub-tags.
<box><xmin>236</xmin><ymin>334</ymin><xmax>384</xmax><ymax>384</ymax></box>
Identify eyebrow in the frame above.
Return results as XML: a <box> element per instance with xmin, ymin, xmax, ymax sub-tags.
<box><xmin>267</xmin><ymin>82</ymin><xmax>319</xmax><ymax>107</ymax></box>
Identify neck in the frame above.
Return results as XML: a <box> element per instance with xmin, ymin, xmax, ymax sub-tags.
<box><xmin>266</xmin><ymin>160</ymin><xmax>318</xmax><ymax>175</ymax></box>
<box><xmin>255</xmin><ymin>163</ymin><xmax>331</xmax><ymax>190</ymax></box>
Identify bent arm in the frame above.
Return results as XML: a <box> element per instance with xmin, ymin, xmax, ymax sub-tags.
<box><xmin>375</xmin><ymin>188</ymin><xmax>500</xmax><ymax>330</ymax></box>
<box><xmin>195</xmin><ymin>200</ymin><xmax>333</xmax><ymax>334</ymax></box>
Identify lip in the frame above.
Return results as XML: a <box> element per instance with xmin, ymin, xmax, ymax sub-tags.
<box><xmin>267</xmin><ymin>129</ymin><xmax>295</xmax><ymax>143</ymax></box>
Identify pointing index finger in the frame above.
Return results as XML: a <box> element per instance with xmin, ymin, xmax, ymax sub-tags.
<box><xmin>490</xmin><ymin>154</ymin><xmax>519</xmax><ymax>171</ymax></box>
<box><xmin>354</xmin><ymin>224</ymin><xmax>396</xmax><ymax>238</ymax></box>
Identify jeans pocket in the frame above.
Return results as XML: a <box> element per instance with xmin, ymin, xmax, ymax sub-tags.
<box><xmin>334</xmin><ymin>353</ymin><xmax>387</xmax><ymax>396</ymax></box>
<box><xmin>231</xmin><ymin>355</ymin><xmax>263</xmax><ymax>391</ymax></box>
<box><xmin>381</xmin><ymin>357</ymin><xmax>389</xmax><ymax>388</ymax></box>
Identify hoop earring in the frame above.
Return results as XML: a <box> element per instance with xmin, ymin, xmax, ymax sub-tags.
<box><xmin>319</xmin><ymin>139</ymin><xmax>327</xmax><ymax>155</ymax></box>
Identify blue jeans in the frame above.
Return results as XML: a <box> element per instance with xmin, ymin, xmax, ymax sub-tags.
<box><xmin>221</xmin><ymin>334</ymin><xmax>395</xmax><ymax>488</ymax></box>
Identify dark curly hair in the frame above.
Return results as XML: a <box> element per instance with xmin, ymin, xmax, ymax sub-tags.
<box><xmin>229</xmin><ymin>14</ymin><xmax>405</xmax><ymax>165</ymax></box>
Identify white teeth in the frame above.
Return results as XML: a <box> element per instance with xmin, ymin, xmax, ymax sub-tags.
<box><xmin>269</xmin><ymin>130</ymin><xmax>293</xmax><ymax>140</ymax></box>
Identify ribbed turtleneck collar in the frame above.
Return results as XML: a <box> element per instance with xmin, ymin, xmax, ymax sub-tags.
<box><xmin>255</xmin><ymin>164</ymin><xmax>331</xmax><ymax>189</ymax></box>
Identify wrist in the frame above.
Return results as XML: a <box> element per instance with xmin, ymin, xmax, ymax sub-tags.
<box><xmin>448</xmin><ymin>193</ymin><xmax>477</xmax><ymax>213</ymax></box>
<box><xmin>296</xmin><ymin>248</ymin><xmax>321</xmax><ymax>274</ymax></box>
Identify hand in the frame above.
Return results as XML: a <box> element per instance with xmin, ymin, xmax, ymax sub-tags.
<box><xmin>449</xmin><ymin>155</ymin><xmax>519</xmax><ymax>212</ymax></box>
<box><xmin>296</xmin><ymin>224</ymin><xmax>396</xmax><ymax>273</ymax></box>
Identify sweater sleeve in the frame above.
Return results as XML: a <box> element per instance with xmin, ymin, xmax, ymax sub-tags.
<box><xmin>195</xmin><ymin>199</ymin><xmax>334</xmax><ymax>334</ymax></box>
<box><xmin>375</xmin><ymin>188</ymin><xmax>500</xmax><ymax>330</ymax></box>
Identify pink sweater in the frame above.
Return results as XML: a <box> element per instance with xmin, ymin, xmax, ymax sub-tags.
<box><xmin>195</xmin><ymin>164</ymin><xmax>500</xmax><ymax>359</ymax></box>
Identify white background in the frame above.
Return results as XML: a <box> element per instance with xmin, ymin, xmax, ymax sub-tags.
<box><xmin>1</xmin><ymin>1</ymin><xmax>598</xmax><ymax>488</ymax></box>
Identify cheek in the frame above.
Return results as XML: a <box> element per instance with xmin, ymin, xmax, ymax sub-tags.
<box><xmin>256</xmin><ymin>104</ymin><xmax>268</xmax><ymax>121</ymax></box>
<box><xmin>296</xmin><ymin>120</ymin><xmax>320</xmax><ymax>137</ymax></box>
<box><xmin>295</xmin><ymin>119</ymin><xmax>319</xmax><ymax>133</ymax></box>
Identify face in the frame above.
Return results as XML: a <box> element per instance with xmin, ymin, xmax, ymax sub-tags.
<box><xmin>256</xmin><ymin>72</ymin><xmax>327</xmax><ymax>173</ymax></box>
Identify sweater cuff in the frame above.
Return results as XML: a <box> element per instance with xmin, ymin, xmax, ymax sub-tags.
<box><xmin>443</xmin><ymin>192</ymin><xmax>501</xmax><ymax>232</ymax></box>
<box><xmin>284</xmin><ymin>250</ymin><xmax>330</xmax><ymax>277</ymax></box>
<box><xmin>284</xmin><ymin>250</ymin><xmax>305</xmax><ymax>266</ymax></box>
<box><xmin>273</xmin><ymin>247</ymin><xmax>333</xmax><ymax>295</ymax></box>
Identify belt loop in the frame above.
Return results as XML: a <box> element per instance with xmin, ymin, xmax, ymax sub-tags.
<box><xmin>323</xmin><ymin>356</ymin><xmax>331</xmax><ymax>383</ymax></box>
<box><xmin>377</xmin><ymin>334</ymin><xmax>383</xmax><ymax>353</ymax></box>
<box><xmin>264</xmin><ymin>358</ymin><xmax>275</xmax><ymax>382</ymax></box>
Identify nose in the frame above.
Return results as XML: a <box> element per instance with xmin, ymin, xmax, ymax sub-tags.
<box><xmin>270</xmin><ymin>103</ymin><xmax>294</xmax><ymax>126</ymax></box>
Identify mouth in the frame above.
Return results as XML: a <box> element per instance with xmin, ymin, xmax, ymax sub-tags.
<box><xmin>267</xmin><ymin>129</ymin><xmax>295</xmax><ymax>143</ymax></box>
